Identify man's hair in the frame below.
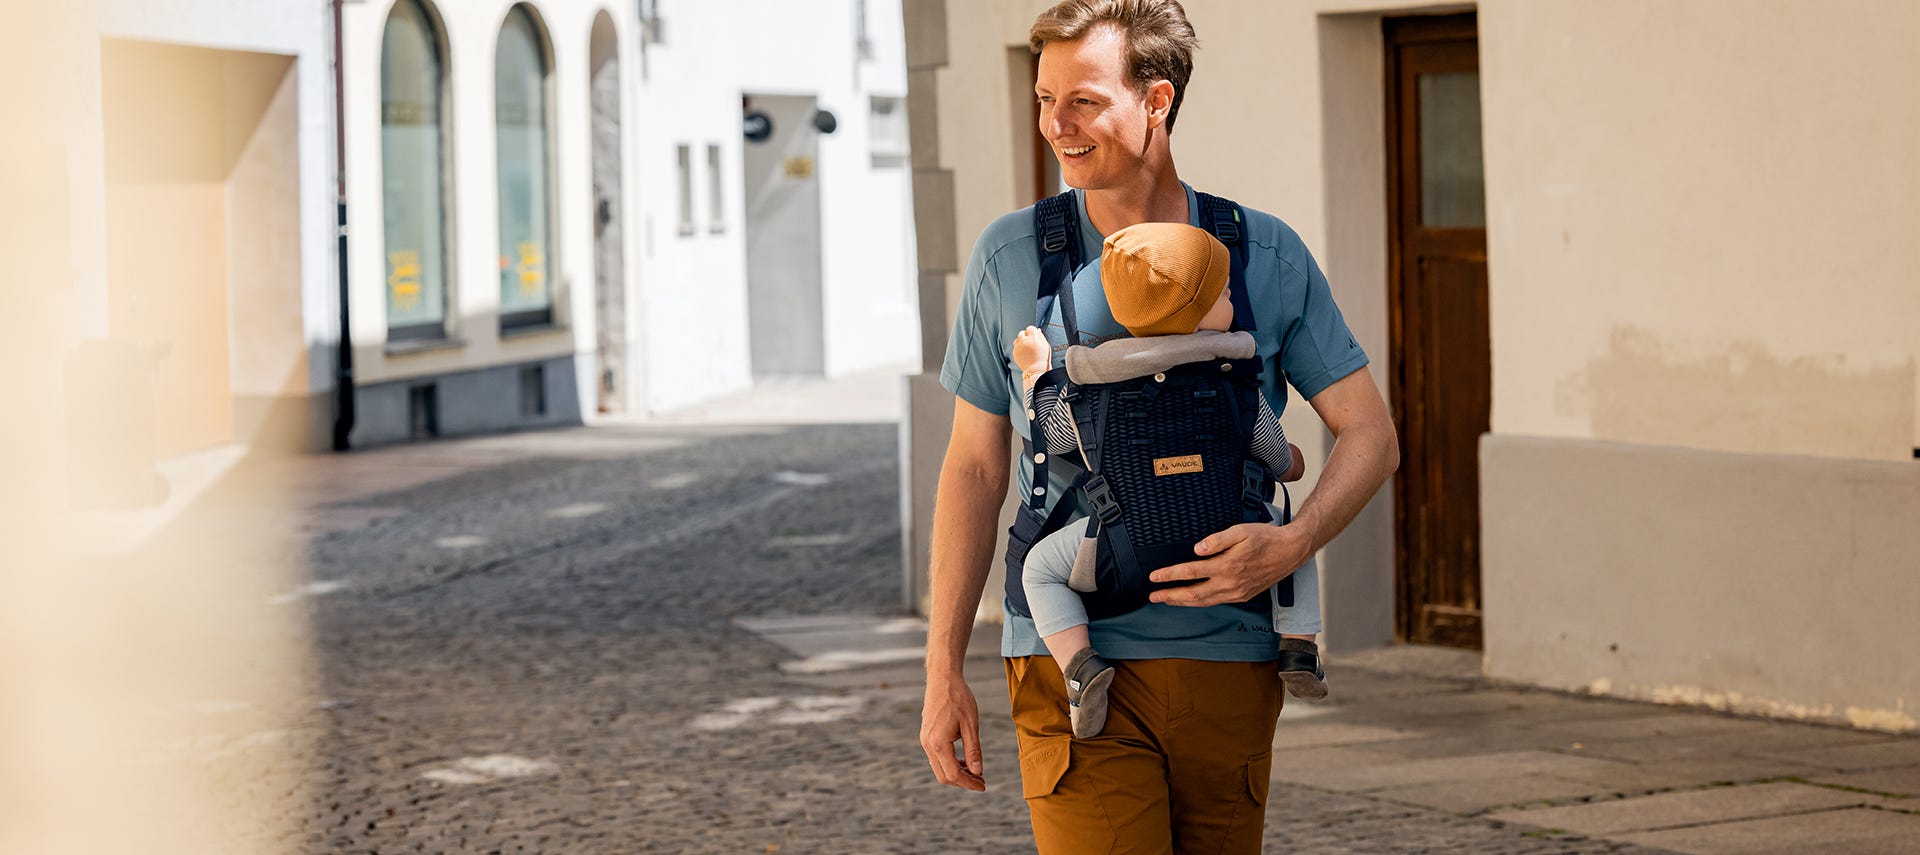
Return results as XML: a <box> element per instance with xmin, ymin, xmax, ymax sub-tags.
<box><xmin>1029</xmin><ymin>0</ymin><xmax>1199</xmax><ymax>132</ymax></box>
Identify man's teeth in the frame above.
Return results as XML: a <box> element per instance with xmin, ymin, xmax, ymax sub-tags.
<box><xmin>1062</xmin><ymin>145</ymin><xmax>1094</xmax><ymax>155</ymax></box>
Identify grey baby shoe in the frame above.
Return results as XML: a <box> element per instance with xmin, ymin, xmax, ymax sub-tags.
<box><xmin>1276</xmin><ymin>637</ymin><xmax>1328</xmax><ymax>700</ymax></box>
<box><xmin>1064</xmin><ymin>647</ymin><xmax>1116</xmax><ymax>738</ymax></box>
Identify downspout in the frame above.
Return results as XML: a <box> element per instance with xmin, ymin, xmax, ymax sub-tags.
<box><xmin>329</xmin><ymin>0</ymin><xmax>356</xmax><ymax>450</ymax></box>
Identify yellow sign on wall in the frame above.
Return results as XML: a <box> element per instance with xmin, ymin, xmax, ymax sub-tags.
<box><xmin>783</xmin><ymin>156</ymin><xmax>815</xmax><ymax>179</ymax></box>
<box><xmin>388</xmin><ymin>249</ymin><xmax>422</xmax><ymax>310</ymax></box>
<box><xmin>516</xmin><ymin>241</ymin><xmax>545</xmax><ymax>298</ymax></box>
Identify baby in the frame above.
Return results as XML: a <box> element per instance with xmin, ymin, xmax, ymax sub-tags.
<box><xmin>1013</xmin><ymin>221</ymin><xmax>1326</xmax><ymax>738</ymax></box>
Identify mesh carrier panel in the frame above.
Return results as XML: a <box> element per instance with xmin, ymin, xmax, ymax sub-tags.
<box><xmin>1090</xmin><ymin>369</ymin><xmax>1248</xmax><ymax>557</ymax></box>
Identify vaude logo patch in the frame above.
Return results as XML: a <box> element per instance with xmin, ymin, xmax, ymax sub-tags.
<box><xmin>1153</xmin><ymin>455</ymin><xmax>1204</xmax><ymax>476</ymax></box>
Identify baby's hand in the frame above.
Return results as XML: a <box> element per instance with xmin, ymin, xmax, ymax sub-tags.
<box><xmin>1012</xmin><ymin>326</ymin><xmax>1051</xmax><ymax>376</ymax></box>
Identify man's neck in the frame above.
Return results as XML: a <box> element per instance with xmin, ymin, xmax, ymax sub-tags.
<box><xmin>1083</xmin><ymin>167</ymin><xmax>1188</xmax><ymax>237</ymax></box>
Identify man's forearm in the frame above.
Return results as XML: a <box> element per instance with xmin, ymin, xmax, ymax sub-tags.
<box><xmin>1292</xmin><ymin>420</ymin><xmax>1399</xmax><ymax>553</ymax></box>
<box><xmin>924</xmin><ymin>453</ymin><xmax>1009</xmax><ymax>677</ymax></box>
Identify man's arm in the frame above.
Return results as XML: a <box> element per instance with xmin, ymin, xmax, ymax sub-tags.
<box><xmin>919</xmin><ymin>397</ymin><xmax>1011</xmax><ymax>791</ymax></box>
<box><xmin>1146</xmin><ymin>367</ymin><xmax>1399</xmax><ymax>605</ymax></box>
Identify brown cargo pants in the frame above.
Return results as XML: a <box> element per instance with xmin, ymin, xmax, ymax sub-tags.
<box><xmin>1005</xmin><ymin>655</ymin><xmax>1283</xmax><ymax>854</ymax></box>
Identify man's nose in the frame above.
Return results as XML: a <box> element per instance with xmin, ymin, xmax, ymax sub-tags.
<box><xmin>1041</xmin><ymin>106</ymin><xmax>1070</xmax><ymax>142</ymax></box>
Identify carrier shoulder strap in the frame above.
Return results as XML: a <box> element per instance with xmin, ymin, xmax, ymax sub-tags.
<box><xmin>1032</xmin><ymin>191</ymin><xmax>1082</xmax><ymax>342</ymax></box>
<box><xmin>1194</xmin><ymin>191</ymin><xmax>1255</xmax><ymax>333</ymax></box>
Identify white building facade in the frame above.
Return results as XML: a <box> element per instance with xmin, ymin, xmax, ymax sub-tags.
<box><xmin>340</xmin><ymin>0</ymin><xmax>917</xmax><ymax>443</ymax></box>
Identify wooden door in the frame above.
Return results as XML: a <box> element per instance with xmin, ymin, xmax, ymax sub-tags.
<box><xmin>1386</xmin><ymin>13</ymin><xmax>1490</xmax><ymax>649</ymax></box>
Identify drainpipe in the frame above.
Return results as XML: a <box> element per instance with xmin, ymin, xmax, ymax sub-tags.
<box><xmin>330</xmin><ymin>0</ymin><xmax>356</xmax><ymax>450</ymax></box>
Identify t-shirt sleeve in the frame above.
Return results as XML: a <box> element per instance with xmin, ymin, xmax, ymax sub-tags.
<box><xmin>939</xmin><ymin>240</ymin><xmax>1013</xmax><ymax>415</ymax></box>
<box><xmin>1275</xmin><ymin>246</ymin><xmax>1371</xmax><ymax>402</ymax></box>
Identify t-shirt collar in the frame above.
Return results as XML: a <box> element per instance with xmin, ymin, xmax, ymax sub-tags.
<box><xmin>1071</xmin><ymin>181</ymin><xmax>1202</xmax><ymax>259</ymax></box>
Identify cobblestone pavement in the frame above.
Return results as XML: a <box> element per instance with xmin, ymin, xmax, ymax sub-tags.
<box><xmin>262</xmin><ymin>421</ymin><xmax>1706</xmax><ymax>854</ymax></box>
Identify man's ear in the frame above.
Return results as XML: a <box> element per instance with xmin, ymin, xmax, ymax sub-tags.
<box><xmin>1145</xmin><ymin>79</ymin><xmax>1176</xmax><ymax>129</ymax></box>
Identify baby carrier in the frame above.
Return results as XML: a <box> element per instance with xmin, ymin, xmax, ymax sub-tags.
<box><xmin>1004</xmin><ymin>191</ymin><xmax>1293</xmax><ymax>623</ymax></box>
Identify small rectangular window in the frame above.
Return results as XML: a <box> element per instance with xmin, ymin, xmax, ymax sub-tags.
<box><xmin>676</xmin><ymin>144</ymin><xmax>695</xmax><ymax>236</ymax></box>
<box><xmin>870</xmin><ymin>96</ymin><xmax>907</xmax><ymax>168</ymax></box>
<box><xmin>519</xmin><ymin>365</ymin><xmax>547</xmax><ymax>417</ymax></box>
<box><xmin>706</xmin><ymin>143</ymin><xmax>725</xmax><ymax>233</ymax></box>
<box><xmin>408</xmin><ymin>384</ymin><xmax>440</xmax><ymax>440</ymax></box>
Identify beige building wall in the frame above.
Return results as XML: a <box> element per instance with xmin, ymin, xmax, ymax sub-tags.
<box><xmin>3</xmin><ymin>4</ymin><xmax>326</xmax><ymax>852</ymax></box>
<box><xmin>1476</xmin><ymin>0</ymin><xmax>1920</xmax><ymax>732</ymax></box>
<box><xmin>1482</xmin><ymin>0</ymin><xmax>1919</xmax><ymax>460</ymax></box>
<box><xmin>904</xmin><ymin>0</ymin><xmax>1918</xmax><ymax>729</ymax></box>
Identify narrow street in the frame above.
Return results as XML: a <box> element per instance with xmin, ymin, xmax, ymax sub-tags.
<box><xmin>257</xmin><ymin>414</ymin><xmax>1915</xmax><ymax>853</ymax></box>
<box><xmin>292</xmin><ymin>422</ymin><xmax>1032</xmax><ymax>852</ymax></box>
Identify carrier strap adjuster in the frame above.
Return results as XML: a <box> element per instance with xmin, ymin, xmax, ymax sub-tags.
<box><xmin>1208</xmin><ymin>201</ymin><xmax>1241</xmax><ymax>245</ymax></box>
<box><xmin>1038</xmin><ymin>196</ymin><xmax>1073</xmax><ymax>252</ymax></box>
<box><xmin>1242</xmin><ymin>460</ymin><xmax>1268</xmax><ymax>511</ymax></box>
<box><xmin>1085</xmin><ymin>475</ymin><xmax>1124</xmax><ymax>526</ymax></box>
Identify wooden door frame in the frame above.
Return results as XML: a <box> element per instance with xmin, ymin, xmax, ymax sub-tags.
<box><xmin>1384</xmin><ymin>11</ymin><xmax>1486</xmax><ymax>646</ymax></box>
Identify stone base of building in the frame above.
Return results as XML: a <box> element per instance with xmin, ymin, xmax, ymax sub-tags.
<box><xmin>349</xmin><ymin>355</ymin><xmax>583</xmax><ymax>448</ymax></box>
<box><xmin>1482</xmin><ymin>434</ymin><xmax>1919</xmax><ymax>733</ymax></box>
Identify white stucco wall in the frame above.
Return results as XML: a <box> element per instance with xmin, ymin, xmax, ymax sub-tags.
<box><xmin>343</xmin><ymin>0</ymin><xmax>916</xmax><ymax>416</ymax></box>
<box><xmin>342</xmin><ymin>0</ymin><xmax>610</xmax><ymax>391</ymax></box>
<box><xmin>633</xmin><ymin>0</ymin><xmax>917</xmax><ymax>413</ymax></box>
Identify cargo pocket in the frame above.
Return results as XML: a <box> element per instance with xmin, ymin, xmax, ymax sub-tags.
<box><xmin>1019</xmin><ymin>735</ymin><xmax>1072</xmax><ymax>799</ymax></box>
<box><xmin>1244</xmin><ymin>748</ymin><xmax>1273</xmax><ymax>806</ymax></box>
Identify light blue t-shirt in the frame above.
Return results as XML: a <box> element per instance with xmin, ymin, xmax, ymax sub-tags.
<box><xmin>939</xmin><ymin>184</ymin><xmax>1370</xmax><ymax>661</ymax></box>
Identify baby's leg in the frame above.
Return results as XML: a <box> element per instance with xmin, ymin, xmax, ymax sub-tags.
<box><xmin>1023</xmin><ymin>518</ymin><xmax>1098</xmax><ymax>670</ymax></box>
<box><xmin>1022</xmin><ymin>518</ymin><xmax>1115</xmax><ymax>738</ymax></box>
<box><xmin>1265</xmin><ymin>502</ymin><xmax>1324</xmax><ymax>637</ymax></box>
<box><xmin>1267</xmin><ymin>502</ymin><xmax>1328</xmax><ymax>699</ymax></box>
<box><xmin>1042</xmin><ymin>626</ymin><xmax>1091</xmax><ymax>674</ymax></box>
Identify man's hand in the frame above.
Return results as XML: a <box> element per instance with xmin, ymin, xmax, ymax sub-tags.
<box><xmin>1147</xmin><ymin>521</ymin><xmax>1314</xmax><ymax>607</ymax></box>
<box><xmin>920</xmin><ymin>670</ymin><xmax>985</xmax><ymax>791</ymax></box>
<box><xmin>920</xmin><ymin>398</ymin><xmax>1009</xmax><ymax>792</ymax></box>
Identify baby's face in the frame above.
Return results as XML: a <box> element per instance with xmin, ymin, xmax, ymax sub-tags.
<box><xmin>1195</xmin><ymin>288</ymin><xmax>1234</xmax><ymax>332</ymax></box>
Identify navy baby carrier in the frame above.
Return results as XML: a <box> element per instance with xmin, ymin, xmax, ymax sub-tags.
<box><xmin>1004</xmin><ymin>191</ymin><xmax>1293</xmax><ymax>623</ymax></box>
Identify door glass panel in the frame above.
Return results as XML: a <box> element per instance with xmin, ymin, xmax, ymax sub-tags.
<box><xmin>1418</xmin><ymin>71</ymin><xmax>1485</xmax><ymax>228</ymax></box>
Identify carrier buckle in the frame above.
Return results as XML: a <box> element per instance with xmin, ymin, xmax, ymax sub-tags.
<box><xmin>1085</xmin><ymin>476</ymin><xmax>1124</xmax><ymax>526</ymax></box>
<box><xmin>1241</xmin><ymin>460</ymin><xmax>1267</xmax><ymax>510</ymax></box>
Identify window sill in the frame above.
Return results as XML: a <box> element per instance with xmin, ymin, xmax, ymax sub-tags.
<box><xmin>385</xmin><ymin>336</ymin><xmax>467</xmax><ymax>356</ymax></box>
<box><xmin>501</xmin><ymin>322</ymin><xmax>570</xmax><ymax>340</ymax></box>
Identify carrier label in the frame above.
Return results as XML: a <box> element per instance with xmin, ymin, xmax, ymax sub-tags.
<box><xmin>1153</xmin><ymin>455</ymin><xmax>1205</xmax><ymax>476</ymax></box>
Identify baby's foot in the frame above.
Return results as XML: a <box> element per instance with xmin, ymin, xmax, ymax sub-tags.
<box><xmin>1277</xmin><ymin>637</ymin><xmax>1327</xmax><ymax>700</ymax></box>
<box><xmin>1063</xmin><ymin>648</ymin><xmax>1116</xmax><ymax>738</ymax></box>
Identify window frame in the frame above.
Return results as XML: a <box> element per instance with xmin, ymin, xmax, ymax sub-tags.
<box><xmin>494</xmin><ymin>2</ymin><xmax>561</xmax><ymax>332</ymax></box>
<box><xmin>380</xmin><ymin>0</ymin><xmax>458</xmax><ymax>344</ymax></box>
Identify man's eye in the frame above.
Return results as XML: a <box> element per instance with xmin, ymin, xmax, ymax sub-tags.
<box><xmin>1076</xmin><ymin>98</ymin><xmax>1095</xmax><ymax>106</ymax></box>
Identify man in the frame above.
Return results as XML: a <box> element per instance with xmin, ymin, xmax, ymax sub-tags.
<box><xmin>918</xmin><ymin>1</ymin><xmax>1399</xmax><ymax>851</ymax></box>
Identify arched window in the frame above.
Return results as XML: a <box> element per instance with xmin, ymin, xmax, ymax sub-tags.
<box><xmin>495</xmin><ymin>5</ymin><xmax>555</xmax><ymax>328</ymax></box>
<box><xmin>380</xmin><ymin>0</ymin><xmax>452</xmax><ymax>341</ymax></box>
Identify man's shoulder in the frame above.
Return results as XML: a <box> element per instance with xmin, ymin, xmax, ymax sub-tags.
<box><xmin>969</xmin><ymin>204</ymin><xmax>1043</xmax><ymax>266</ymax></box>
<box><xmin>1198</xmin><ymin>193</ymin><xmax>1313</xmax><ymax>274</ymax></box>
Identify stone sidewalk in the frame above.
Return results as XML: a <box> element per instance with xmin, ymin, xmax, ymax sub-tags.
<box><xmin>748</xmin><ymin>616</ymin><xmax>1920</xmax><ymax>854</ymax></box>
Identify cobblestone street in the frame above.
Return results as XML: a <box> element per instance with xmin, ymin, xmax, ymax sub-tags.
<box><xmin>256</xmin><ymin>417</ymin><xmax>1917</xmax><ymax>853</ymax></box>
